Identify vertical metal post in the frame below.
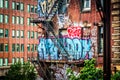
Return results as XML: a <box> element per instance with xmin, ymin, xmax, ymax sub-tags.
<box><xmin>103</xmin><ymin>0</ymin><xmax>111</xmax><ymax>80</ymax></box>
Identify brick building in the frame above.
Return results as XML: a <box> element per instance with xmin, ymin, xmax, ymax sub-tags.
<box><xmin>37</xmin><ymin>0</ymin><xmax>104</xmax><ymax>67</ymax></box>
<box><xmin>36</xmin><ymin>0</ymin><xmax>104</xmax><ymax>79</ymax></box>
<box><xmin>0</xmin><ymin>0</ymin><xmax>38</xmax><ymax>69</ymax></box>
<box><xmin>111</xmin><ymin>0</ymin><xmax>120</xmax><ymax>69</ymax></box>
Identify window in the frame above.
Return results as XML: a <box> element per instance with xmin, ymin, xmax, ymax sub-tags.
<box><xmin>27</xmin><ymin>31</ymin><xmax>30</xmax><ymax>38</ymax></box>
<box><xmin>35</xmin><ymin>6</ymin><xmax>37</xmax><ymax>13</ymax></box>
<box><xmin>20</xmin><ymin>58</ymin><xmax>24</xmax><ymax>64</ymax></box>
<box><xmin>31</xmin><ymin>31</ymin><xmax>34</xmax><ymax>38</ymax></box>
<box><xmin>20</xmin><ymin>3</ymin><xmax>24</xmax><ymax>11</ymax></box>
<box><xmin>99</xmin><ymin>0</ymin><xmax>103</xmax><ymax>10</ymax></box>
<box><xmin>12</xmin><ymin>16</ymin><xmax>15</xmax><ymax>24</ymax></box>
<box><xmin>0</xmin><ymin>43</ymin><xmax>4</xmax><ymax>51</ymax></box>
<box><xmin>100</xmin><ymin>0</ymin><xmax>103</xmax><ymax>8</ymax></box>
<box><xmin>35</xmin><ymin>44</ymin><xmax>38</xmax><ymax>51</ymax></box>
<box><xmin>98</xmin><ymin>26</ymin><xmax>103</xmax><ymax>54</ymax></box>
<box><xmin>27</xmin><ymin>18</ymin><xmax>30</xmax><ymax>26</ymax></box>
<box><xmin>4</xmin><ymin>0</ymin><xmax>9</xmax><ymax>8</ymax></box>
<box><xmin>5</xmin><ymin>29</ymin><xmax>9</xmax><ymax>37</ymax></box>
<box><xmin>0</xmin><ymin>14</ymin><xmax>3</xmax><ymax>23</ymax></box>
<box><xmin>30</xmin><ymin>19</ymin><xmax>34</xmax><ymax>26</ymax></box>
<box><xmin>27</xmin><ymin>4</ymin><xmax>30</xmax><ymax>12</ymax></box>
<box><xmin>21</xmin><ymin>44</ymin><xmax>24</xmax><ymax>52</ymax></box>
<box><xmin>12</xmin><ymin>58</ymin><xmax>15</xmax><ymax>64</ymax></box>
<box><xmin>12</xmin><ymin>44</ymin><xmax>15</xmax><ymax>52</ymax></box>
<box><xmin>0</xmin><ymin>0</ymin><xmax>4</xmax><ymax>8</ymax></box>
<box><xmin>16</xmin><ymin>2</ymin><xmax>20</xmax><ymax>10</ymax></box>
<box><xmin>0</xmin><ymin>29</ymin><xmax>4</xmax><ymax>38</ymax></box>
<box><xmin>31</xmin><ymin>44</ymin><xmax>34</xmax><ymax>51</ymax></box>
<box><xmin>82</xmin><ymin>0</ymin><xmax>91</xmax><ymax>11</ymax></box>
<box><xmin>4</xmin><ymin>58</ymin><xmax>8</xmax><ymax>66</ymax></box>
<box><xmin>4</xmin><ymin>15</ymin><xmax>9</xmax><ymax>23</ymax></box>
<box><xmin>16</xmin><ymin>16</ymin><xmax>20</xmax><ymax>24</ymax></box>
<box><xmin>16</xmin><ymin>30</ymin><xmax>20</xmax><ymax>38</ymax></box>
<box><xmin>31</xmin><ymin>5</ymin><xmax>34</xmax><ymax>13</ymax></box>
<box><xmin>0</xmin><ymin>0</ymin><xmax>9</xmax><ymax>9</ymax></box>
<box><xmin>12</xmin><ymin>30</ymin><xmax>15</xmax><ymax>38</ymax></box>
<box><xmin>27</xmin><ymin>44</ymin><xmax>30</xmax><ymax>52</ymax></box>
<box><xmin>21</xmin><ymin>30</ymin><xmax>24</xmax><ymax>38</ymax></box>
<box><xmin>0</xmin><ymin>58</ymin><xmax>3</xmax><ymax>66</ymax></box>
<box><xmin>16</xmin><ymin>58</ymin><xmax>19</xmax><ymax>62</ymax></box>
<box><xmin>12</xmin><ymin>16</ymin><xmax>24</xmax><ymax>24</ymax></box>
<box><xmin>12</xmin><ymin>2</ymin><xmax>24</xmax><ymax>11</ymax></box>
<box><xmin>20</xmin><ymin>17</ymin><xmax>24</xmax><ymax>25</ymax></box>
<box><xmin>5</xmin><ymin>44</ymin><xmax>8</xmax><ymax>52</ymax></box>
<box><xmin>96</xmin><ymin>0</ymin><xmax>103</xmax><ymax>11</ymax></box>
<box><xmin>16</xmin><ymin>44</ymin><xmax>20</xmax><ymax>52</ymax></box>
<box><xmin>12</xmin><ymin>2</ymin><xmax>15</xmax><ymax>10</ymax></box>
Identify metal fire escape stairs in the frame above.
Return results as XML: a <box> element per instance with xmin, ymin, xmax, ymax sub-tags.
<box><xmin>31</xmin><ymin>0</ymin><xmax>70</xmax><ymax>79</ymax></box>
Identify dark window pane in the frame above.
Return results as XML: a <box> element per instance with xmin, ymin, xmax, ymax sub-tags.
<box><xmin>12</xmin><ymin>44</ymin><xmax>15</xmax><ymax>52</ymax></box>
<box><xmin>5</xmin><ymin>29</ymin><xmax>9</xmax><ymax>37</ymax></box>
<box><xmin>5</xmin><ymin>44</ymin><xmax>8</xmax><ymax>52</ymax></box>
<box><xmin>0</xmin><ymin>43</ymin><xmax>4</xmax><ymax>51</ymax></box>
<box><xmin>21</xmin><ymin>44</ymin><xmax>24</xmax><ymax>52</ymax></box>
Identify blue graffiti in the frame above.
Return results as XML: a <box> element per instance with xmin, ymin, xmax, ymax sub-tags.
<box><xmin>38</xmin><ymin>38</ymin><xmax>93</xmax><ymax>60</ymax></box>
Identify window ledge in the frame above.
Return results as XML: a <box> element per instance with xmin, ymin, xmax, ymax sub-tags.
<box><xmin>82</xmin><ymin>8</ymin><xmax>91</xmax><ymax>12</ymax></box>
<box><xmin>98</xmin><ymin>53</ymin><xmax>103</xmax><ymax>57</ymax></box>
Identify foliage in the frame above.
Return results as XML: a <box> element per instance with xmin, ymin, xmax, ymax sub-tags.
<box><xmin>5</xmin><ymin>62</ymin><xmax>37</xmax><ymax>80</ymax></box>
<box><xmin>66</xmin><ymin>68</ymin><xmax>80</xmax><ymax>80</ymax></box>
<box><xmin>66</xmin><ymin>58</ymin><xmax>103</xmax><ymax>80</ymax></box>
<box><xmin>111</xmin><ymin>71</ymin><xmax>120</xmax><ymax>80</ymax></box>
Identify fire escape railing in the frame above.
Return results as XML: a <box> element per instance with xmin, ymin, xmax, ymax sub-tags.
<box><xmin>30</xmin><ymin>0</ymin><xmax>70</xmax><ymax>79</ymax></box>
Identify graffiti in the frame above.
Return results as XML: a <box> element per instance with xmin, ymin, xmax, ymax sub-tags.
<box><xmin>67</xmin><ymin>27</ymin><xmax>81</xmax><ymax>38</ymax></box>
<box><xmin>37</xmin><ymin>0</ymin><xmax>56</xmax><ymax>17</ymax></box>
<box><xmin>91</xmin><ymin>26</ymin><xmax>98</xmax><ymax>53</ymax></box>
<box><xmin>38</xmin><ymin>37</ymin><xmax>93</xmax><ymax>60</ymax></box>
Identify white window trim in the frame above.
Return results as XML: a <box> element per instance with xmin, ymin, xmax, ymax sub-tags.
<box><xmin>82</xmin><ymin>0</ymin><xmax>91</xmax><ymax>12</ymax></box>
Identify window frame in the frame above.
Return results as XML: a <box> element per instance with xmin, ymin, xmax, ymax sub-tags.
<box><xmin>98</xmin><ymin>26</ymin><xmax>103</xmax><ymax>54</ymax></box>
<box><xmin>0</xmin><ymin>58</ymin><xmax>3</xmax><ymax>66</ymax></box>
<box><xmin>16</xmin><ymin>44</ymin><xmax>20</xmax><ymax>52</ymax></box>
<box><xmin>20</xmin><ymin>3</ymin><xmax>24</xmax><ymax>11</ymax></box>
<box><xmin>27</xmin><ymin>44</ymin><xmax>30</xmax><ymax>52</ymax></box>
<box><xmin>5</xmin><ymin>29</ymin><xmax>9</xmax><ymax>37</ymax></box>
<box><xmin>16</xmin><ymin>30</ymin><xmax>20</xmax><ymax>38</ymax></box>
<box><xmin>16</xmin><ymin>16</ymin><xmax>20</xmax><ymax>24</ymax></box>
<box><xmin>12</xmin><ymin>44</ymin><xmax>16</xmax><ymax>52</ymax></box>
<box><xmin>0</xmin><ymin>43</ymin><xmax>4</xmax><ymax>52</ymax></box>
<box><xmin>16</xmin><ymin>2</ymin><xmax>20</xmax><ymax>10</ymax></box>
<box><xmin>12</xmin><ymin>16</ymin><xmax>15</xmax><ymax>24</ymax></box>
<box><xmin>12</xmin><ymin>1</ymin><xmax>16</xmax><ymax>10</ymax></box>
<box><xmin>0</xmin><ymin>0</ymin><xmax>4</xmax><ymax>8</ymax></box>
<box><xmin>81</xmin><ymin>0</ymin><xmax>91</xmax><ymax>12</ymax></box>
<box><xmin>0</xmin><ymin>29</ymin><xmax>4</xmax><ymax>38</ymax></box>
<box><xmin>27</xmin><ymin>4</ymin><xmax>30</xmax><ymax>12</ymax></box>
<box><xmin>20</xmin><ymin>17</ymin><xmax>24</xmax><ymax>25</ymax></box>
<box><xmin>21</xmin><ymin>30</ymin><xmax>24</xmax><ymax>38</ymax></box>
<box><xmin>12</xmin><ymin>30</ymin><xmax>15</xmax><ymax>38</ymax></box>
<box><xmin>4</xmin><ymin>15</ymin><xmax>9</xmax><ymax>23</ymax></box>
<box><xmin>21</xmin><ymin>44</ymin><xmax>24</xmax><ymax>52</ymax></box>
<box><xmin>4</xmin><ymin>43</ymin><xmax>9</xmax><ymax>52</ymax></box>
<box><xmin>0</xmin><ymin>14</ymin><xmax>3</xmax><ymax>23</ymax></box>
<box><xmin>27</xmin><ymin>31</ymin><xmax>30</xmax><ymax>38</ymax></box>
<box><xmin>4</xmin><ymin>58</ymin><xmax>8</xmax><ymax>66</ymax></box>
<box><xmin>4</xmin><ymin>0</ymin><xmax>9</xmax><ymax>9</ymax></box>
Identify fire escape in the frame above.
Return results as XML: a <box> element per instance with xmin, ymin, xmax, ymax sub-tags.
<box><xmin>31</xmin><ymin>0</ymin><xmax>72</xmax><ymax>80</ymax></box>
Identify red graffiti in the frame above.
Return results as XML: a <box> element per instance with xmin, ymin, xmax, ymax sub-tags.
<box><xmin>67</xmin><ymin>26</ymin><xmax>81</xmax><ymax>38</ymax></box>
